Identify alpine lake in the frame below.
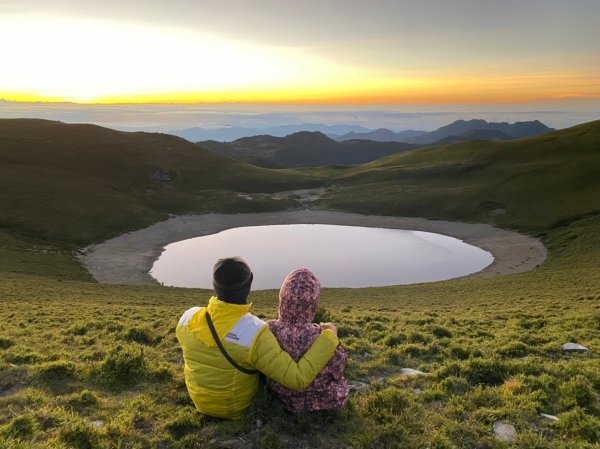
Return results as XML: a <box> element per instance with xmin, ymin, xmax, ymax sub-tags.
<box><xmin>150</xmin><ymin>224</ymin><xmax>494</xmax><ymax>290</ymax></box>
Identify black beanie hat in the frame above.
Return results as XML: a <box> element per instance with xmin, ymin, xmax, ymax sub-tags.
<box><xmin>213</xmin><ymin>256</ymin><xmax>253</xmax><ymax>304</ymax></box>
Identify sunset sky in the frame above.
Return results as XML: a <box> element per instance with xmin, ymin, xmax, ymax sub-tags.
<box><xmin>1</xmin><ymin>0</ymin><xmax>599</xmax><ymax>104</ymax></box>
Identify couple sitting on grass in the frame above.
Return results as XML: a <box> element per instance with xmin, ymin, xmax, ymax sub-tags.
<box><xmin>176</xmin><ymin>256</ymin><xmax>348</xmax><ymax>419</ymax></box>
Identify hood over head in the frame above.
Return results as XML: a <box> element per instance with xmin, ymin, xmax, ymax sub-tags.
<box><xmin>278</xmin><ymin>268</ymin><xmax>320</xmax><ymax>324</ymax></box>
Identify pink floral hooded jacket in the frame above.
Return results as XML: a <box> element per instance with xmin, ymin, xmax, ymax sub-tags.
<box><xmin>267</xmin><ymin>269</ymin><xmax>348</xmax><ymax>412</ymax></box>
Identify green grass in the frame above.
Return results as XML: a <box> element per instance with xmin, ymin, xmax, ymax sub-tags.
<box><xmin>0</xmin><ymin>216</ymin><xmax>598</xmax><ymax>447</ymax></box>
<box><xmin>0</xmin><ymin>119</ymin><xmax>320</xmax><ymax>247</ymax></box>
<box><xmin>0</xmin><ymin>119</ymin><xmax>599</xmax><ymax>448</ymax></box>
<box><xmin>318</xmin><ymin>120</ymin><xmax>600</xmax><ymax>232</ymax></box>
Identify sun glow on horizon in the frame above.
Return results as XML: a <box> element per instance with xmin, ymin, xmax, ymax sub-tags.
<box><xmin>1</xmin><ymin>14</ymin><xmax>599</xmax><ymax>105</ymax></box>
<box><xmin>1</xmin><ymin>15</ymin><xmax>376</xmax><ymax>103</ymax></box>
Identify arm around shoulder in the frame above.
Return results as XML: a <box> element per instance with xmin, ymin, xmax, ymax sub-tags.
<box><xmin>249</xmin><ymin>327</ymin><xmax>339</xmax><ymax>391</ymax></box>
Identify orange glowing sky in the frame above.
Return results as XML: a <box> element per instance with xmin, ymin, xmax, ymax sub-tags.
<box><xmin>1</xmin><ymin>0</ymin><xmax>599</xmax><ymax>104</ymax></box>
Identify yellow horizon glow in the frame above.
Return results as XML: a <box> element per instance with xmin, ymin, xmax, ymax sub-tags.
<box><xmin>4</xmin><ymin>73</ymin><xmax>597</xmax><ymax>105</ymax></box>
<box><xmin>1</xmin><ymin>15</ymin><xmax>598</xmax><ymax>105</ymax></box>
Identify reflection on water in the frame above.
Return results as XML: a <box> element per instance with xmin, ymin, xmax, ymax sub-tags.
<box><xmin>150</xmin><ymin>224</ymin><xmax>493</xmax><ymax>289</ymax></box>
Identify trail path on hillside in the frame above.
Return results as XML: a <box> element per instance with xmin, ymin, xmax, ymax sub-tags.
<box><xmin>80</xmin><ymin>210</ymin><xmax>546</xmax><ymax>286</ymax></box>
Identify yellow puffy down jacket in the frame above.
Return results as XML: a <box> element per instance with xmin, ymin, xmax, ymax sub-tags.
<box><xmin>176</xmin><ymin>297</ymin><xmax>339</xmax><ymax>419</ymax></box>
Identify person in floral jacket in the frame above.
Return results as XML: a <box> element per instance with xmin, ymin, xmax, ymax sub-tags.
<box><xmin>267</xmin><ymin>268</ymin><xmax>348</xmax><ymax>412</ymax></box>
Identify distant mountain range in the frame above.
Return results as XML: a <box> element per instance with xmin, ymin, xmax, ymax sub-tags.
<box><xmin>172</xmin><ymin>119</ymin><xmax>553</xmax><ymax>147</ymax></box>
<box><xmin>331</xmin><ymin>119</ymin><xmax>554</xmax><ymax>144</ymax></box>
<box><xmin>197</xmin><ymin>132</ymin><xmax>418</xmax><ymax>168</ymax></box>
<box><xmin>332</xmin><ymin>128</ymin><xmax>428</xmax><ymax>142</ymax></box>
<box><xmin>170</xmin><ymin>123</ymin><xmax>371</xmax><ymax>142</ymax></box>
<box><xmin>195</xmin><ymin>119</ymin><xmax>555</xmax><ymax>168</ymax></box>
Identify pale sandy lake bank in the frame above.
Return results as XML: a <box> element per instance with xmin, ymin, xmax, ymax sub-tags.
<box><xmin>79</xmin><ymin>210</ymin><xmax>547</xmax><ymax>287</ymax></box>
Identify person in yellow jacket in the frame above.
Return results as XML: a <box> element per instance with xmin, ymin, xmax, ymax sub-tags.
<box><xmin>176</xmin><ymin>256</ymin><xmax>339</xmax><ymax>419</ymax></box>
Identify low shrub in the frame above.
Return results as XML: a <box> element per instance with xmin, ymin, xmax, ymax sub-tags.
<box><xmin>312</xmin><ymin>307</ymin><xmax>333</xmax><ymax>323</ymax></box>
<box><xmin>34</xmin><ymin>361</ymin><xmax>77</xmax><ymax>383</ymax></box>
<box><xmin>447</xmin><ymin>344</ymin><xmax>471</xmax><ymax>360</ymax></box>
<box><xmin>407</xmin><ymin>332</ymin><xmax>431</xmax><ymax>344</ymax></box>
<box><xmin>463</xmin><ymin>358</ymin><xmax>512</xmax><ymax>386</ymax></box>
<box><xmin>430</xmin><ymin>326</ymin><xmax>453</xmax><ymax>339</ymax></box>
<box><xmin>519</xmin><ymin>317</ymin><xmax>547</xmax><ymax>329</ymax></box>
<box><xmin>366</xmin><ymin>321</ymin><xmax>386</xmax><ymax>332</ymax></box>
<box><xmin>439</xmin><ymin>420</ymin><xmax>493</xmax><ymax>449</ymax></box>
<box><xmin>383</xmin><ymin>333</ymin><xmax>406</xmax><ymax>347</ymax></box>
<box><xmin>398</xmin><ymin>343</ymin><xmax>425</xmax><ymax>358</ymax></box>
<box><xmin>98</xmin><ymin>346</ymin><xmax>146</xmax><ymax>387</ymax></box>
<box><xmin>384</xmin><ymin>348</ymin><xmax>404</xmax><ymax>366</ymax></box>
<box><xmin>498</xmin><ymin>341</ymin><xmax>530</xmax><ymax>358</ymax></box>
<box><xmin>428</xmin><ymin>433</ymin><xmax>454</xmax><ymax>449</ymax></box>
<box><xmin>4</xmin><ymin>350</ymin><xmax>43</xmax><ymax>365</ymax></box>
<box><xmin>370</xmin><ymin>331</ymin><xmax>385</xmax><ymax>343</ymax></box>
<box><xmin>0</xmin><ymin>337</ymin><xmax>15</xmax><ymax>350</ymax></box>
<box><xmin>337</xmin><ymin>325</ymin><xmax>360</xmax><ymax>338</ymax></box>
<box><xmin>439</xmin><ymin>376</ymin><xmax>471</xmax><ymax>396</ymax></box>
<box><xmin>124</xmin><ymin>327</ymin><xmax>158</xmax><ymax>345</ymax></box>
<box><xmin>68</xmin><ymin>389</ymin><xmax>99</xmax><ymax>409</ymax></box>
<box><xmin>36</xmin><ymin>407</ymin><xmax>65</xmax><ymax>431</ymax></box>
<box><xmin>365</xmin><ymin>386</ymin><xmax>412</xmax><ymax>416</ymax></box>
<box><xmin>557</xmin><ymin>407</ymin><xmax>600</xmax><ymax>443</ymax></box>
<box><xmin>1</xmin><ymin>413</ymin><xmax>38</xmax><ymax>440</ymax></box>
<box><xmin>65</xmin><ymin>324</ymin><xmax>87</xmax><ymax>336</ymax></box>
<box><xmin>559</xmin><ymin>375</ymin><xmax>598</xmax><ymax>413</ymax></box>
<box><xmin>59</xmin><ymin>421</ymin><xmax>101</xmax><ymax>449</ymax></box>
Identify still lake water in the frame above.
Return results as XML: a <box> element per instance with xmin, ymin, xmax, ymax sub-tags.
<box><xmin>150</xmin><ymin>224</ymin><xmax>493</xmax><ymax>289</ymax></box>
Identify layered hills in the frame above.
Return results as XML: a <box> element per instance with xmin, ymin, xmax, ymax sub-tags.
<box><xmin>318</xmin><ymin>120</ymin><xmax>599</xmax><ymax>231</ymax></box>
<box><xmin>0</xmin><ymin>119</ymin><xmax>318</xmax><ymax>246</ymax></box>
<box><xmin>1</xmin><ymin>118</ymin><xmax>597</xmax><ymax>252</ymax></box>
<box><xmin>333</xmin><ymin>119</ymin><xmax>554</xmax><ymax>144</ymax></box>
<box><xmin>173</xmin><ymin>119</ymin><xmax>553</xmax><ymax>147</ymax></box>
<box><xmin>197</xmin><ymin>131</ymin><xmax>418</xmax><ymax>168</ymax></box>
<box><xmin>196</xmin><ymin>119</ymin><xmax>554</xmax><ymax>168</ymax></box>
<box><xmin>170</xmin><ymin>123</ymin><xmax>371</xmax><ymax>142</ymax></box>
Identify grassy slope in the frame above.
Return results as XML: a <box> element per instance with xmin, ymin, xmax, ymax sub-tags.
<box><xmin>319</xmin><ymin>120</ymin><xmax>600</xmax><ymax>232</ymax></box>
<box><xmin>0</xmin><ymin>119</ymin><xmax>320</xmax><ymax>246</ymax></box>
<box><xmin>0</xmin><ymin>119</ymin><xmax>599</xmax><ymax>448</ymax></box>
<box><xmin>197</xmin><ymin>132</ymin><xmax>417</xmax><ymax>168</ymax></box>
<box><xmin>0</xmin><ymin>119</ymin><xmax>320</xmax><ymax>279</ymax></box>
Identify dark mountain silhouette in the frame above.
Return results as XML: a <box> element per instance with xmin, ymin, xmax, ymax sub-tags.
<box><xmin>333</xmin><ymin>128</ymin><xmax>427</xmax><ymax>142</ymax></box>
<box><xmin>430</xmin><ymin>129</ymin><xmax>513</xmax><ymax>145</ymax></box>
<box><xmin>408</xmin><ymin>119</ymin><xmax>554</xmax><ymax>144</ymax></box>
<box><xmin>196</xmin><ymin>120</ymin><xmax>554</xmax><ymax>168</ymax></box>
<box><xmin>170</xmin><ymin>124</ymin><xmax>371</xmax><ymax>142</ymax></box>
<box><xmin>331</xmin><ymin>120</ymin><xmax>554</xmax><ymax>144</ymax></box>
<box><xmin>175</xmin><ymin>119</ymin><xmax>553</xmax><ymax>148</ymax></box>
<box><xmin>197</xmin><ymin>131</ymin><xmax>418</xmax><ymax>168</ymax></box>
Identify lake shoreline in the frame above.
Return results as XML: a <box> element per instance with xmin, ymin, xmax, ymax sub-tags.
<box><xmin>79</xmin><ymin>210</ymin><xmax>547</xmax><ymax>287</ymax></box>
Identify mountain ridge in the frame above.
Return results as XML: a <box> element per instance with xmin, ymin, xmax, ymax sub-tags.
<box><xmin>0</xmin><ymin>118</ymin><xmax>596</xmax><ymax>249</ymax></box>
<box><xmin>0</xmin><ymin>118</ymin><xmax>318</xmax><ymax>245</ymax></box>
<box><xmin>170</xmin><ymin>123</ymin><xmax>371</xmax><ymax>142</ymax></box>
<box><xmin>197</xmin><ymin>131</ymin><xmax>419</xmax><ymax>168</ymax></box>
<box><xmin>171</xmin><ymin>119</ymin><xmax>553</xmax><ymax>143</ymax></box>
<box><xmin>333</xmin><ymin>119</ymin><xmax>554</xmax><ymax>143</ymax></box>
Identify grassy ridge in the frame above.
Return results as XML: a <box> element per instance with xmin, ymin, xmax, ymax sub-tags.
<box><xmin>4</xmin><ymin>119</ymin><xmax>597</xmax><ymax>250</ymax></box>
<box><xmin>0</xmin><ymin>119</ymin><xmax>319</xmax><ymax>246</ymax></box>
<box><xmin>1</xmin><ymin>118</ymin><xmax>599</xmax><ymax>448</ymax></box>
<box><xmin>0</xmin><ymin>119</ymin><xmax>318</xmax><ymax>279</ymax></box>
<box><xmin>319</xmin><ymin>120</ymin><xmax>600</xmax><ymax>231</ymax></box>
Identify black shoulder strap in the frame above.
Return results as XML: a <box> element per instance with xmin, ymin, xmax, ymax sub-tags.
<box><xmin>205</xmin><ymin>311</ymin><xmax>258</xmax><ymax>375</ymax></box>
